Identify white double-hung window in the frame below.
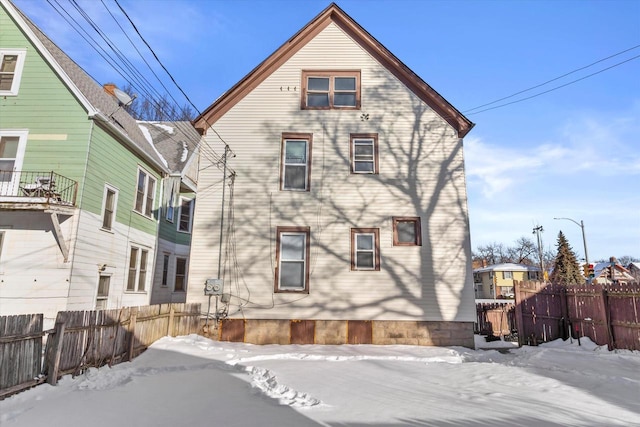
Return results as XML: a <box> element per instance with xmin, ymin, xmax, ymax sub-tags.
<box><xmin>281</xmin><ymin>133</ymin><xmax>312</xmax><ymax>191</ymax></box>
<box><xmin>0</xmin><ymin>49</ymin><xmax>26</xmax><ymax>96</ymax></box>
<box><xmin>134</xmin><ymin>168</ymin><xmax>156</xmax><ymax>217</ymax></box>
<box><xmin>275</xmin><ymin>227</ymin><xmax>310</xmax><ymax>293</ymax></box>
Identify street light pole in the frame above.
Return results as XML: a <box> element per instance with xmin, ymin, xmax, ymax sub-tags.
<box><xmin>553</xmin><ymin>217</ymin><xmax>589</xmax><ymax>265</ymax></box>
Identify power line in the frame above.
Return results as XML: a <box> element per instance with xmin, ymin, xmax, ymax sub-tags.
<box><xmin>464</xmin><ymin>44</ymin><xmax>640</xmax><ymax>113</ymax></box>
<box><xmin>466</xmin><ymin>54</ymin><xmax>640</xmax><ymax>115</ymax></box>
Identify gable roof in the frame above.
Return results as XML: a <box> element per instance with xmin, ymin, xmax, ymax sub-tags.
<box><xmin>193</xmin><ymin>3</ymin><xmax>474</xmax><ymax>138</ymax></box>
<box><xmin>137</xmin><ymin>121</ymin><xmax>200</xmax><ymax>174</ymax></box>
<box><xmin>2</xmin><ymin>0</ymin><xmax>168</xmax><ymax>172</ymax></box>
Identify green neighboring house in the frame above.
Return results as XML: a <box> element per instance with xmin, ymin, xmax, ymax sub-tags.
<box><xmin>137</xmin><ymin>121</ymin><xmax>199</xmax><ymax>304</ymax></box>
<box><xmin>0</xmin><ymin>0</ymin><xmax>199</xmax><ymax>327</ymax></box>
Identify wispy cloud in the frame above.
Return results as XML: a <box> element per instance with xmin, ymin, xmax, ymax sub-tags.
<box><xmin>466</xmin><ymin>104</ymin><xmax>640</xmax><ymax>198</ymax></box>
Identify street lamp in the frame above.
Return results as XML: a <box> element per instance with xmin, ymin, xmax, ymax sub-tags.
<box><xmin>553</xmin><ymin>217</ymin><xmax>589</xmax><ymax>265</ymax></box>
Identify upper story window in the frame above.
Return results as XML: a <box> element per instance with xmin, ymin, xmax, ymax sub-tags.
<box><xmin>0</xmin><ymin>130</ymin><xmax>28</xmax><ymax>191</ymax></box>
<box><xmin>503</xmin><ymin>271</ymin><xmax>513</xmax><ymax>279</ymax></box>
<box><xmin>350</xmin><ymin>134</ymin><xmax>378</xmax><ymax>174</ymax></box>
<box><xmin>392</xmin><ymin>217</ymin><xmax>422</xmax><ymax>246</ymax></box>
<box><xmin>134</xmin><ymin>168</ymin><xmax>156</xmax><ymax>218</ymax></box>
<box><xmin>166</xmin><ymin>186</ymin><xmax>175</xmax><ymax>223</ymax></box>
<box><xmin>178</xmin><ymin>198</ymin><xmax>194</xmax><ymax>233</ymax></box>
<box><xmin>301</xmin><ymin>70</ymin><xmax>360</xmax><ymax>110</ymax></box>
<box><xmin>281</xmin><ymin>133</ymin><xmax>312</xmax><ymax>191</ymax></box>
<box><xmin>101</xmin><ymin>184</ymin><xmax>118</xmax><ymax>231</ymax></box>
<box><xmin>0</xmin><ymin>49</ymin><xmax>26</xmax><ymax>96</ymax></box>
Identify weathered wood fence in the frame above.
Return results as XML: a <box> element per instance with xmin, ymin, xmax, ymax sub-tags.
<box><xmin>0</xmin><ymin>303</ymin><xmax>201</xmax><ymax>399</ymax></box>
<box><xmin>475</xmin><ymin>301</ymin><xmax>516</xmax><ymax>336</ymax></box>
<box><xmin>514</xmin><ymin>281</ymin><xmax>640</xmax><ymax>350</ymax></box>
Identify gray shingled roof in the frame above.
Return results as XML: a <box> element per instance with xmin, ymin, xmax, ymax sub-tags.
<box><xmin>137</xmin><ymin>121</ymin><xmax>200</xmax><ymax>173</ymax></box>
<box><xmin>13</xmin><ymin>4</ymin><xmax>168</xmax><ymax>170</ymax></box>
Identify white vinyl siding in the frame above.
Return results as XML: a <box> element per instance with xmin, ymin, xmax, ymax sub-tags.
<box><xmin>187</xmin><ymin>22</ymin><xmax>474</xmax><ymax>322</ymax></box>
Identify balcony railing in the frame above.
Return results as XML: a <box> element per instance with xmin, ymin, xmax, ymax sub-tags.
<box><xmin>0</xmin><ymin>170</ymin><xmax>78</xmax><ymax>207</ymax></box>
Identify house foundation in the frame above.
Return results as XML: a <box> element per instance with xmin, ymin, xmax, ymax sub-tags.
<box><xmin>200</xmin><ymin>319</ymin><xmax>474</xmax><ymax>348</ymax></box>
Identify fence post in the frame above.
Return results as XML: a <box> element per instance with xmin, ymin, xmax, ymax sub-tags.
<box><xmin>46</xmin><ymin>321</ymin><xmax>66</xmax><ymax>386</ymax></box>
<box><xmin>514</xmin><ymin>281</ymin><xmax>525</xmax><ymax>346</ymax></box>
<box><xmin>600</xmin><ymin>287</ymin><xmax>614</xmax><ymax>350</ymax></box>
<box><xmin>168</xmin><ymin>305</ymin><xmax>175</xmax><ymax>337</ymax></box>
<box><xmin>127</xmin><ymin>307</ymin><xmax>138</xmax><ymax>361</ymax></box>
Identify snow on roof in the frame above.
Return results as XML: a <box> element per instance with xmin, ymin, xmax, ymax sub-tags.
<box><xmin>474</xmin><ymin>263</ymin><xmax>541</xmax><ymax>273</ymax></box>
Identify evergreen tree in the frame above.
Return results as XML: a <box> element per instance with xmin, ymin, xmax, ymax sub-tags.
<box><xmin>550</xmin><ymin>231</ymin><xmax>584</xmax><ymax>285</ymax></box>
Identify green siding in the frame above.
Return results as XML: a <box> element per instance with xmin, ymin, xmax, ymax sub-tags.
<box><xmin>83</xmin><ymin>124</ymin><xmax>162</xmax><ymax>236</ymax></box>
<box><xmin>1</xmin><ymin>6</ymin><xmax>163</xmax><ymax>237</ymax></box>
<box><xmin>0</xmin><ymin>8</ymin><xmax>91</xmax><ymax>188</ymax></box>
<box><xmin>158</xmin><ymin>191</ymin><xmax>194</xmax><ymax>246</ymax></box>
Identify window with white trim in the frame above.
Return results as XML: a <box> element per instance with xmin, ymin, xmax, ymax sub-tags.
<box><xmin>301</xmin><ymin>70</ymin><xmax>360</xmax><ymax>109</ymax></box>
<box><xmin>126</xmin><ymin>245</ymin><xmax>149</xmax><ymax>292</ymax></box>
<box><xmin>96</xmin><ymin>275</ymin><xmax>110</xmax><ymax>310</ymax></box>
<box><xmin>134</xmin><ymin>168</ymin><xmax>156</xmax><ymax>217</ymax></box>
<box><xmin>275</xmin><ymin>226</ymin><xmax>310</xmax><ymax>293</ymax></box>
<box><xmin>350</xmin><ymin>134</ymin><xmax>378</xmax><ymax>174</ymax></box>
<box><xmin>174</xmin><ymin>257</ymin><xmax>187</xmax><ymax>292</ymax></box>
<box><xmin>0</xmin><ymin>49</ymin><xmax>27</xmax><ymax>96</ymax></box>
<box><xmin>101</xmin><ymin>185</ymin><xmax>118</xmax><ymax>230</ymax></box>
<box><xmin>0</xmin><ymin>130</ymin><xmax>28</xmax><ymax>192</ymax></box>
<box><xmin>351</xmin><ymin>228</ymin><xmax>380</xmax><ymax>271</ymax></box>
<box><xmin>177</xmin><ymin>198</ymin><xmax>194</xmax><ymax>233</ymax></box>
<box><xmin>502</xmin><ymin>271</ymin><xmax>513</xmax><ymax>279</ymax></box>
<box><xmin>280</xmin><ymin>133</ymin><xmax>312</xmax><ymax>191</ymax></box>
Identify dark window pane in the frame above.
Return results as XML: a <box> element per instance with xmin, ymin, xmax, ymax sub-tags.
<box><xmin>357</xmin><ymin>234</ymin><xmax>373</xmax><ymax>250</ymax></box>
<box><xmin>334</xmin><ymin>93</ymin><xmax>356</xmax><ymax>106</ymax></box>
<box><xmin>397</xmin><ymin>221</ymin><xmax>416</xmax><ymax>243</ymax></box>
<box><xmin>357</xmin><ymin>252</ymin><xmax>374</xmax><ymax>269</ymax></box>
<box><xmin>280</xmin><ymin>262</ymin><xmax>304</xmax><ymax>289</ymax></box>
<box><xmin>281</xmin><ymin>234</ymin><xmax>304</xmax><ymax>260</ymax></box>
<box><xmin>0</xmin><ymin>56</ymin><xmax>17</xmax><ymax>72</ymax></box>
<box><xmin>334</xmin><ymin>77</ymin><xmax>355</xmax><ymax>90</ymax></box>
<box><xmin>307</xmin><ymin>93</ymin><xmax>329</xmax><ymax>107</ymax></box>
<box><xmin>354</xmin><ymin>144</ymin><xmax>373</xmax><ymax>158</ymax></box>
<box><xmin>284</xmin><ymin>165</ymin><xmax>306</xmax><ymax>189</ymax></box>
<box><xmin>354</xmin><ymin>162</ymin><xmax>374</xmax><ymax>172</ymax></box>
<box><xmin>285</xmin><ymin>141</ymin><xmax>307</xmax><ymax>164</ymax></box>
<box><xmin>307</xmin><ymin>77</ymin><xmax>329</xmax><ymax>91</ymax></box>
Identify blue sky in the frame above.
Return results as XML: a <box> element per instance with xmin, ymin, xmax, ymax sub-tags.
<box><xmin>13</xmin><ymin>0</ymin><xmax>640</xmax><ymax>262</ymax></box>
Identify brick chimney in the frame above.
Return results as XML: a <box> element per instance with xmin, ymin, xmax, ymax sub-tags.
<box><xmin>103</xmin><ymin>83</ymin><xmax>116</xmax><ymax>96</ymax></box>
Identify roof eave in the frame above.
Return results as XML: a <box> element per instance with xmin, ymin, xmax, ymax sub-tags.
<box><xmin>193</xmin><ymin>3</ymin><xmax>473</xmax><ymax>138</ymax></box>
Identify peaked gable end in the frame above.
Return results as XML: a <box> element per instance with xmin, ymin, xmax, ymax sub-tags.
<box><xmin>194</xmin><ymin>3</ymin><xmax>473</xmax><ymax>137</ymax></box>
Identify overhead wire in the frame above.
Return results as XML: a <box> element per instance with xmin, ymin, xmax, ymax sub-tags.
<box><xmin>464</xmin><ymin>45</ymin><xmax>640</xmax><ymax>115</ymax></box>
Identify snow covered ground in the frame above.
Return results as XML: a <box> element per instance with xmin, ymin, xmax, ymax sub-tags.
<box><xmin>1</xmin><ymin>335</ymin><xmax>639</xmax><ymax>426</ymax></box>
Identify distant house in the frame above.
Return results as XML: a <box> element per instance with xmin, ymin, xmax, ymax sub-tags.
<box><xmin>187</xmin><ymin>3</ymin><xmax>475</xmax><ymax>347</ymax></box>
<box><xmin>627</xmin><ymin>262</ymin><xmax>640</xmax><ymax>282</ymax></box>
<box><xmin>137</xmin><ymin>121</ymin><xmax>200</xmax><ymax>304</ymax></box>
<box><xmin>0</xmin><ymin>1</ymin><xmax>196</xmax><ymax>327</ymax></box>
<box><xmin>592</xmin><ymin>259</ymin><xmax>635</xmax><ymax>285</ymax></box>
<box><xmin>473</xmin><ymin>263</ymin><xmax>541</xmax><ymax>299</ymax></box>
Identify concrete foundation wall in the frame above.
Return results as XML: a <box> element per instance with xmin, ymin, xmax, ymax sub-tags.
<box><xmin>201</xmin><ymin>319</ymin><xmax>475</xmax><ymax>348</ymax></box>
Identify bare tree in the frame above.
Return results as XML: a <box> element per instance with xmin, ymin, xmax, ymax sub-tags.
<box><xmin>120</xmin><ymin>84</ymin><xmax>195</xmax><ymax>121</ymax></box>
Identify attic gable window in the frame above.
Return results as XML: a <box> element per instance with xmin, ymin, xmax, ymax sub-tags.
<box><xmin>301</xmin><ymin>70</ymin><xmax>360</xmax><ymax>110</ymax></box>
<box><xmin>0</xmin><ymin>49</ymin><xmax>26</xmax><ymax>96</ymax></box>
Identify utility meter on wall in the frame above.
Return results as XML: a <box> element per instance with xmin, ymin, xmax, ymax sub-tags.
<box><xmin>204</xmin><ymin>278</ymin><xmax>223</xmax><ymax>296</ymax></box>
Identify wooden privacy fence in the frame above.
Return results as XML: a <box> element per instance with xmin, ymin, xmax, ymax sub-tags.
<box><xmin>514</xmin><ymin>281</ymin><xmax>640</xmax><ymax>350</ymax></box>
<box><xmin>0</xmin><ymin>303</ymin><xmax>201</xmax><ymax>399</ymax></box>
<box><xmin>475</xmin><ymin>302</ymin><xmax>516</xmax><ymax>336</ymax></box>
